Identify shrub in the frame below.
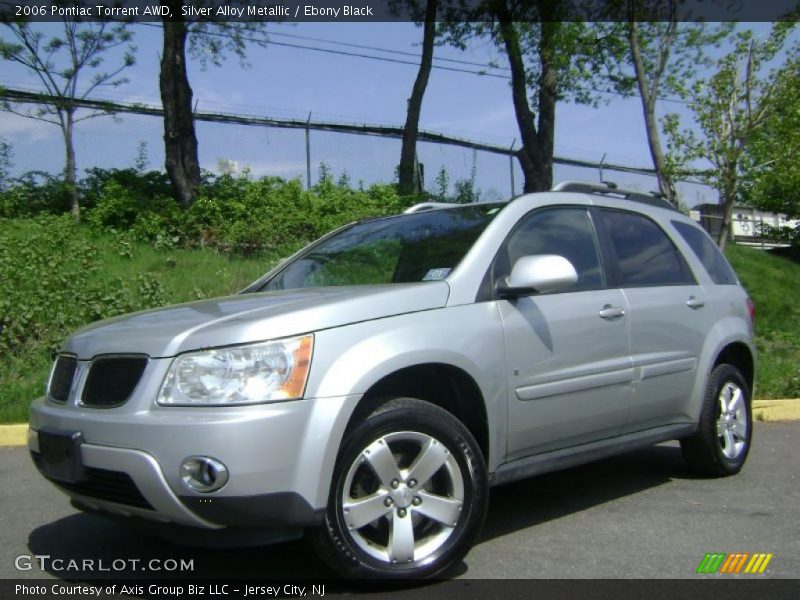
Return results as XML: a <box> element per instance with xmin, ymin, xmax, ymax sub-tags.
<box><xmin>0</xmin><ymin>215</ymin><xmax>174</xmax><ymax>358</ymax></box>
<box><xmin>181</xmin><ymin>173</ymin><xmax>410</xmax><ymax>254</ymax></box>
<box><xmin>85</xmin><ymin>173</ymin><xmax>182</xmax><ymax>243</ymax></box>
<box><xmin>81</xmin><ymin>167</ymin><xmax>173</xmax><ymax>211</ymax></box>
<box><xmin>0</xmin><ymin>171</ymin><xmax>72</xmax><ymax>217</ymax></box>
<box><xmin>2</xmin><ymin>167</ymin><xmax>415</xmax><ymax>252</ymax></box>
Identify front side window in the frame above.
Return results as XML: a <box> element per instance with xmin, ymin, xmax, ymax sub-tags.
<box><xmin>672</xmin><ymin>221</ymin><xmax>738</xmax><ymax>285</ymax></box>
<box><xmin>259</xmin><ymin>204</ymin><xmax>503</xmax><ymax>291</ymax></box>
<box><xmin>600</xmin><ymin>209</ymin><xmax>694</xmax><ymax>286</ymax></box>
<box><xmin>494</xmin><ymin>207</ymin><xmax>606</xmax><ymax>293</ymax></box>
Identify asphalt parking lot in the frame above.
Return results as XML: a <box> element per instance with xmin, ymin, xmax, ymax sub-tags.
<box><xmin>1</xmin><ymin>422</ymin><xmax>797</xmax><ymax>581</ymax></box>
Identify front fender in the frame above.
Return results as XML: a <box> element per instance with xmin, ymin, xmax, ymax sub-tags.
<box><xmin>305</xmin><ymin>303</ymin><xmax>507</xmax><ymax>472</ymax></box>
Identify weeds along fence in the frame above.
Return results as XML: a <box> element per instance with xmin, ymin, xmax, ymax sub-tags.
<box><xmin>0</xmin><ymin>87</ymin><xmax>679</xmax><ymax>202</ymax></box>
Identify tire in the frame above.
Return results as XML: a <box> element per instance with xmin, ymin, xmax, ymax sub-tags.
<box><xmin>681</xmin><ymin>364</ymin><xmax>752</xmax><ymax>476</ymax></box>
<box><xmin>311</xmin><ymin>397</ymin><xmax>488</xmax><ymax>580</ymax></box>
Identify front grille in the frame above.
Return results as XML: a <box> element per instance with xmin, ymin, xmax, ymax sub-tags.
<box><xmin>81</xmin><ymin>356</ymin><xmax>148</xmax><ymax>407</ymax></box>
<box><xmin>49</xmin><ymin>356</ymin><xmax>77</xmax><ymax>403</ymax></box>
<box><xmin>32</xmin><ymin>452</ymin><xmax>153</xmax><ymax>510</ymax></box>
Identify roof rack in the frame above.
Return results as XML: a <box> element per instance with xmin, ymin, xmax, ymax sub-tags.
<box><xmin>552</xmin><ymin>180</ymin><xmax>678</xmax><ymax>211</ymax></box>
<box><xmin>403</xmin><ymin>202</ymin><xmax>459</xmax><ymax>214</ymax></box>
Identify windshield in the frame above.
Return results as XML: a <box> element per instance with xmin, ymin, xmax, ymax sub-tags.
<box><xmin>258</xmin><ymin>204</ymin><xmax>504</xmax><ymax>291</ymax></box>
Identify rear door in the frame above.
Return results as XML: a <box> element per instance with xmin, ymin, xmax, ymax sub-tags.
<box><xmin>496</xmin><ymin>207</ymin><xmax>633</xmax><ymax>460</ymax></box>
<box><xmin>595</xmin><ymin>208</ymin><xmax>710</xmax><ymax>432</ymax></box>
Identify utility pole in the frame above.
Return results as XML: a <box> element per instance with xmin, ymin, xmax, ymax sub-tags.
<box><xmin>509</xmin><ymin>139</ymin><xmax>516</xmax><ymax>197</ymax></box>
<box><xmin>305</xmin><ymin>111</ymin><xmax>312</xmax><ymax>190</ymax></box>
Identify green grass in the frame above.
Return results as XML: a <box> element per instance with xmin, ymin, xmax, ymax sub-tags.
<box><xmin>726</xmin><ymin>245</ymin><xmax>800</xmax><ymax>399</ymax></box>
<box><xmin>81</xmin><ymin>228</ymin><xmax>274</xmax><ymax>301</ymax></box>
<box><xmin>0</xmin><ymin>221</ymin><xmax>281</xmax><ymax>423</ymax></box>
<box><xmin>1</xmin><ymin>222</ymin><xmax>797</xmax><ymax>424</ymax></box>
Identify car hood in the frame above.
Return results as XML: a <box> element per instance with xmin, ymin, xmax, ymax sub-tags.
<box><xmin>63</xmin><ymin>282</ymin><xmax>449</xmax><ymax>359</ymax></box>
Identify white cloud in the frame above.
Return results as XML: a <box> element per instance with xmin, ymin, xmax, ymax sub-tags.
<box><xmin>0</xmin><ymin>112</ymin><xmax>58</xmax><ymax>143</ymax></box>
<box><xmin>201</xmin><ymin>158</ymin><xmax>309</xmax><ymax>178</ymax></box>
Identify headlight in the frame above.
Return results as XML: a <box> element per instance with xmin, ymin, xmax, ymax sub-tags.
<box><xmin>157</xmin><ymin>335</ymin><xmax>313</xmax><ymax>406</ymax></box>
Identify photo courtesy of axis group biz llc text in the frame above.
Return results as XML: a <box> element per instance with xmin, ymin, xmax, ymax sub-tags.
<box><xmin>0</xmin><ymin>0</ymin><xmax>799</xmax><ymax>599</ymax></box>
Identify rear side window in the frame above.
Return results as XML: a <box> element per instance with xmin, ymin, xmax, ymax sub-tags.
<box><xmin>672</xmin><ymin>221</ymin><xmax>738</xmax><ymax>285</ymax></box>
<box><xmin>600</xmin><ymin>209</ymin><xmax>694</xmax><ymax>286</ymax></box>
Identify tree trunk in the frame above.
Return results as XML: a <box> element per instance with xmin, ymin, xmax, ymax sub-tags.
<box><xmin>160</xmin><ymin>10</ymin><xmax>201</xmax><ymax>208</ymax></box>
<box><xmin>496</xmin><ymin>6</ymin><xmax>555</xmax><ymax>193</ymax></box>
<box><xmin>63</xmin><ymin>109</ymin><xmax>79</xmax><ymax>222</ymax></box>
<box><xmin>717</xmin><ymin>172</ymin><xmax>737</xmax><ymax>250</ymax></box>
<box><xmin>717</xmin><ymin>202</ymin><xmax>732</xmax><ymax>250</ymax></box>
<box><xmin>627</xmin><ymin>20</ymin><xmax>677</xmax><ymax>204</ymax></box>
<box><xmin>640</xmin><ymin>93</ymin><xmax>677</xmax><ymax>202</ymax></box>
<box><xmin>534</xmin><ymin>18</ymin><xmax>558</xmax><ymax>192</ymax></box>
<box><xmin>398</xmin><ymin>0</ymin><xmax>438</xmax><ymax>196</ymax></box>
<box><xmin>717</xmin><ymin>197</ymin><xmax>733</xmax><ymax>250</ymax></box>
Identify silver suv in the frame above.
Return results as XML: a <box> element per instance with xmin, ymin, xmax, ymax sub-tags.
<box><xmin>29</xmin><ymin>181</ymin><xmax>755</xmax><ymax>579</ymax></box>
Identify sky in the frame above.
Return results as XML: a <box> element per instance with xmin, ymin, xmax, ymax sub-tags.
<box><xmin>0</xmin><ymin>20</ymin><xmax>788</xmax><ymax>206</ymax></box>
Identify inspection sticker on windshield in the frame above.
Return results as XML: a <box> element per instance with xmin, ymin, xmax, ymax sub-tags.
<box><xmin>423</xmin><ymin>268</ymin><xmax>451</xmax><ymax>281</ymax></box>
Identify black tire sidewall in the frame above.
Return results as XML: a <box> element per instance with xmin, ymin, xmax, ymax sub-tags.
<box><xmin>322</xmin><ymin>398</ymin><xmax>488</xmax><ymax>579</ymax></box>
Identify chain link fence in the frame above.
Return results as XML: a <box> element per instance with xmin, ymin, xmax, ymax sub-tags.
<box><xmin>0</xmin><ymin>93</ymin><xmax>726</xmax><ymax>211</ymax></box>
<box><xmin>7</xmin><ymin>103</ymin><xmax>796</xmax><ymax>249</ymax></box>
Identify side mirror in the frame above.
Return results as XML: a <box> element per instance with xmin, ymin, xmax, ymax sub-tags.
<box><xmin>497</xmin><ymin>255</ymin><xmax>578</xmax><ymax>299</ymax></box>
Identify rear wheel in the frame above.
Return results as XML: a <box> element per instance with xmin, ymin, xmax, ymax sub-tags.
<box><xmin>311</xmin><ymin>397</ymin><xmax>488</xmax><ymax>579</ymax></box>
<box><xmin>681</xmin><ymin>364</ymin><xmax>752</xmax><ymax>476</ymax></box>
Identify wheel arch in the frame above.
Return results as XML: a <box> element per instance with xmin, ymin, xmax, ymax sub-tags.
<box><xmin>344</xmin><ymin>363</ymin><xmax>491</xmax><ymax>465</ymax></box>
<box><xmin>714</xmin><ymin>341</ymin><xmax>755</xmax><ymax>396</ymax></box>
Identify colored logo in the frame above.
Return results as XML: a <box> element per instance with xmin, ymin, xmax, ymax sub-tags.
<box><xmin>696</xmin><ymin>553</ymin><xmax>774</xmax><ymax>574</ymax></box>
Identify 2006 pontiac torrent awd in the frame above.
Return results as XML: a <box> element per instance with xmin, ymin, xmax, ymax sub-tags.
<box><xmin>29</xmin><ymin>181</ymin><xmax>755</xmax><ymax>579</ymax></box>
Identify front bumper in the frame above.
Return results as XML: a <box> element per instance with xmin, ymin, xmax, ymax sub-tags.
<box><xmin>29</xmin><ymin>391</ymin><xmax>360</xmax><ymax>531</ymax></box>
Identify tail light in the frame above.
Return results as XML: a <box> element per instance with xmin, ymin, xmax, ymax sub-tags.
<box><xmin>746</xmin><ymin>297</ymin><xmax>756</xmax><ymax>326</ymax></box>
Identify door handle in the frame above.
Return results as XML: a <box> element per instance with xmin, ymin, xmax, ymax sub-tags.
<box><xmin>686</xmin><ymin>296</ymin><xmax>705</xmax><ymax>309</ymax></box>
<box><xmin>599</xmin><ymin>305</ymin><xmax>625</xmax><ymax>319</ymax></box>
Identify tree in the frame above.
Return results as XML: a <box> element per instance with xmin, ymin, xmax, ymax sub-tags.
<box><xmin>622</xmin><ymin>1</ymin><xmax>728</xmax><ymax>204</ymax></box>
<box><xmin>159</xmin><ymin>0</ymin><xmax>267</xmax><ymax>208</ymax></box>
<box><xmin>453</xmin><ymin>150</ymin><xmax>481</xmax><ymax>203</ymax></box>
<box><xmin>494</xmin><ymin>8</ymin><xmax>554</xmax><ymax>193</ymax></box>
<box><xmin>397</xmin><ymin>0</ymin><xmax>438</xmax><ymax>196</ymax></box>
<box><xmin>663</xmin><ymin>23</ymin><xmax>797</xmax><ymax>249</ymax></box>
<box><xmin>441</xmin><ymin>1</ymin><xmax>628</xmax><ymax>193</ymax></box>
<box><xmin>0</xmin><ymin>137</ymin><xmax>12</xmax><ymax>191</ymax></box>
<box><xmin>160</xmin><ymin>7</ymin><xmax>199</xmax><ymax>210</ymax></box>
<box><xmin>0</xmin><ymin>21</ymin><xmax>135</xmax><ymax>221</ymax></box>
<box><xmin>433</xmin><ymin>165</ymin><xmax>449</xmax><ymax>201</ymax></box>
<box><xmin>743</xmin><ymin>54</ymin><xmax>800</xmax><ymax>220</ymax></box>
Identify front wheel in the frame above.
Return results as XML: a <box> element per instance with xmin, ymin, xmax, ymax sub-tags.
<box><xmin>311</xmin><ymin>397</ymin><xmax>488</xmax><ymax>579</ymax></box>
<box><xmin>681</xmin><ymin>364</ymin><xmax>752</xmax><ymax>476</ymax></box>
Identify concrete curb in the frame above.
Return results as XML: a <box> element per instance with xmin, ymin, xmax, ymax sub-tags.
<box><xmin>1</xmin><ymin>400</ymin><xmax>798</xmax><ymax>448</ymax></box>
<box><xmin>0</xmin><ymin>424</ymin><xmax>28</xmax><ymax>447</ymax></box>
<box><xmin>752</xmin><ymin>399</ymin><xmax>800</xmax><ymax>422</ymax></box>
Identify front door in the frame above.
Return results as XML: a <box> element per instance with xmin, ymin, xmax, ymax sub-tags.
<box><xmin>494</xmin><ymin>207</ymin><xmax>633</xmax><ymax>460</ymax></box>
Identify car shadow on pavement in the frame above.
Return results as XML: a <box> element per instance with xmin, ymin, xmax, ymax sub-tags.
<box><xmin>27</xmin><ymin>514</ymin><xmax>336</xmax><ymax>579</ymax></box>
<box><xmin>27</xmin><ymin>443</ymin><xmax>692</xmax><ymax>581</ymax></box>
<box><xmin>480</xmin><ymin>442</ymin><xmax>692</xmax><ymax>543</ymax></box>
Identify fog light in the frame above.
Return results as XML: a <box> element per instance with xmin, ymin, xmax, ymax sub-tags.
<box><xmin>180</xmin><ymin>456</ymin><xmax>228</xmax><ymax>493</ymax></box>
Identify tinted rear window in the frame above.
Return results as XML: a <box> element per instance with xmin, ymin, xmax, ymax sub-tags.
<box><xmin>672</xmin><ymin>221</ymin><xmax>738</xmax><ymax>285</ymax></box>
<box><xmin>600</xmin><ymin>210</ymin><xmax>694</xmax><ymax>286</ymax></box>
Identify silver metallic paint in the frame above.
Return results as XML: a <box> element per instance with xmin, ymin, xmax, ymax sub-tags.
<box><xmin>29</xmin><ymin>191</ymin><xmax>755</xmax><ymax>535</ymax></box>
